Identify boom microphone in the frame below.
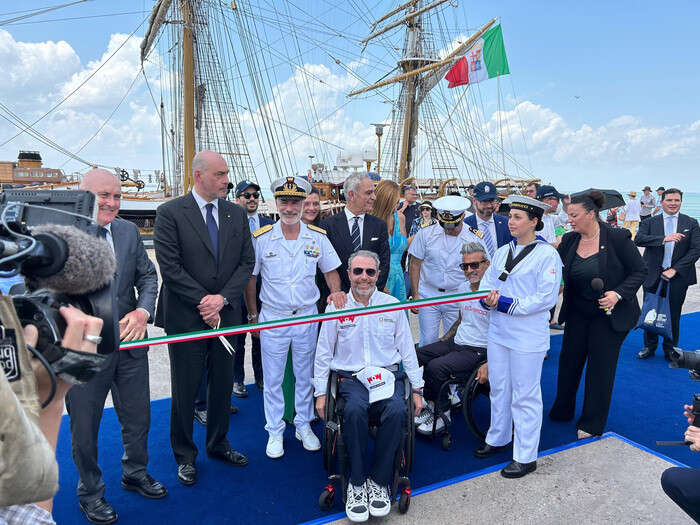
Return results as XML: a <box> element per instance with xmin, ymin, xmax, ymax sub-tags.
<box><xmin>24</xmin><ymin>224</ymin><xmax>116</xmax><ymax>295</ymax></box>
<box><xmin>590</xmin><ymin>277</ymin><xmax>611</xmax><ymax>316</ymax></box>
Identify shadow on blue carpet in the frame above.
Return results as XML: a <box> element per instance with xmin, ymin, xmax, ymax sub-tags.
<box><xmin>52</xmin><ymin>312</ymin><xmax>700</xmax><ymax>524</ymax></box>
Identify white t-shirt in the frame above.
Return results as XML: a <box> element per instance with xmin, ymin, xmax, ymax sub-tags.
<box><xmin>454</xmin><ymin>282</ymin><xmax>489</xmax><ymax>348</ymax></box>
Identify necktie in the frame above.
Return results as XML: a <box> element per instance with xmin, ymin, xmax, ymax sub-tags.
<box><xmin>480</xmin><ymin>221</ymin><xmax>495</xmax><ymax>258</ymax></box>
<box><xmin>96</xmin><ymin>226</ymin><xmax>118</xmax><ymax>351</ymax></box>
<box><xmin>248</xmin><ymin>216</ymin><xmax>256</xmax><ymax>233</ymax></box>
<box><xmin>351</xmin><ymin>216</ymin><xmax>361</xmax><ymax>252</ymax></box>
<box><xmin>663</xmin><ymin>216</ymin><xmax>675</xmax><ymax>269</ymax></box>
<box><xmin>206</xmin><ymin>203</ymin><xmax>219</xmax><ymax>262</ymax></box>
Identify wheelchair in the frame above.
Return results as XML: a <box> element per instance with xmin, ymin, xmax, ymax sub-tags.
<box><xmin>418</xmin><ymin>358</ymin><xmax>490</xmax><ymax>450</ymax></box>
<box><xmin>318</xmin><ymin>370</ymin><xmax>415</xmax><ymax>514</ymax></box>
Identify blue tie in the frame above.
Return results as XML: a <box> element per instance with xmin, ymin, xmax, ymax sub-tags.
<box><xmin>480</xmin><ymin>221</ymin><xmax>495</xmax><ymax>258</ymax></box>
<box><xmin>206</xmin><ymin>203</ymin><xmax>219</xmax><ymax>262</ymax></box>
<box><xmin>663</xmin><ymin>215</ymin><xmax>675</xmax><ymax>269</ymax></box>
<box><xmin>248</xmin><ymin>216</ymin><xmax>256</xmax><ymax>233</ymax></box>
<box><xmin>351</xmin><ymin>216</ymin><xmax>361</xmax><ymax>252</ymax></box>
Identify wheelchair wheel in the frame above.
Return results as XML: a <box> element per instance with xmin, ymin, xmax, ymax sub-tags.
<box><xmin>319</xmin><ymin>486</ymin><xmax>335</xmax><ymax>511</ymax></box>
<box><xmin>405</xmin><ymin>391</ymin><xmax>415</xmax><ymax>472</ymax></box>
<box><xmin>462</xmin><ymin>363</ymin><xmax>490</xmax><ymax>441</ymax></box>
<box><xmin>322</xmin><ymin>389</ymin><xmax>337</xmax><ymax>471</ymax></box>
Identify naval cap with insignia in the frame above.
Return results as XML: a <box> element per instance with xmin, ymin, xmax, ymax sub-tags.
<box><xmin>271</xmin><ymin>176</ymin><xmax>312</xmax><ymax>200</ymax></box>
<box><xmin>473</xmin><ymin>181</ymin><xmax>499</xmax><ymax>201</ymax></box>
<box><xmin>503</xmin><ymin>195</ymin><xmax>550</xmax><ymax>218</ymax></box>
<box><xmin>433</xmin><ymin>195</ymin><xmax>471</xmax><ymax>223</ymax></box>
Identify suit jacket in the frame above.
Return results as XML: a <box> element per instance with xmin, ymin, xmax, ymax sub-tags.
<box><xmin>634</xmin><ymin>212</ymin><xmax>700</xmax><ymax>290</ymax></box>
<box><xmin>558</xmin><ymin>222</ymin><xmax>647</xmax><ymax>332</ymax></box>
<box><xmin>154</xmin><ymin>193</ymin><xmax>255</xmax><ymax>334</ymax></box>
<box><xmin>464</xmin><ymin>213</ymin><xmax>513</xmax><ymax>248</ymax></box>
<box><xmin>320</xmin><ymin>211</ymin><xmax>390</xmax><ymax>291</ymax></box>
<box><xmin>111</xmin><ymin>217</ymin><xmax>158</xmax><ymax>358</ymax></box>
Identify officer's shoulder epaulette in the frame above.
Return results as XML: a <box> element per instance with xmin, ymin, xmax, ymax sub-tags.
<box><xmin>468</xmin><ymin>226</ymin><xmax>484</xmax><ymax>239</ymax></box>
<box><xmin>307</xmin><ymin>224</ymin><xmax>327</xmax><ymax>235</ymax></box>
<box><xmin>253</xmin><ymin>224</ymin><xmax>273</xmax><ymax>238</ymax></box>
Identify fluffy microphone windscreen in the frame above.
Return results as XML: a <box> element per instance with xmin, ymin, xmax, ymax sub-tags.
<box><xmin>29</xmin><ymin>224</ymin><xmax>116</xmax><ymax>295</ymax></box>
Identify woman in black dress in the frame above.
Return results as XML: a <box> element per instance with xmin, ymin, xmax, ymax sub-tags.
<box><xmin>549</xmin><ymin>190</ymin><xmax>647</xmax><ymax>438</ymax></box>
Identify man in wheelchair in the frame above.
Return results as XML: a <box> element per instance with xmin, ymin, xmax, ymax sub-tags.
<box><xmin>415</xmin><ymin>242</ymin><xmax>490</xmax><ymax>435</ymax></box>
<box><xmin>314</xmin><ymin>250</ymin><xmax>424</xmax><ymax>523</ymax></box>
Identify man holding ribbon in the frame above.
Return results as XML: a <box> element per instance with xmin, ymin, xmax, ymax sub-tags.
<box><xmin>154</xmin><ymin>150</ymin><xmax>254</xmax><ymax>486</ymax></box>
<box><xmin>314</xmin><ymin>250</ymin><xmax>423</xmax><ymax>523</ymax></box>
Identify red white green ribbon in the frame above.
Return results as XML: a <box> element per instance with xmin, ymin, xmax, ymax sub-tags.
<box><xmin>118</xmin><ymin>289</ymin><xmax>490</xmax><ymax>350</ymax></box>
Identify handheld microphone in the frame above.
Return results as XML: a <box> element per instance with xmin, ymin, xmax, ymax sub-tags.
<box><xmin>590</xmin><ymin>277</ymin><xmax>611</xmax><ymax>316</ymax></box>
<box><xmin>24</xmin><ymin>224</ymin><xmax>116</xmax><ymax>295</ymax></box>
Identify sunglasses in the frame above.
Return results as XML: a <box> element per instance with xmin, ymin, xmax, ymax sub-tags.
<box><xmin>459</xmin><ymin>260</ymin><xmax>486</xmax><ymax>271</ymax></box>
<box><xmin>351</xmin><ymin>267</ymin><xmax>377</xmax><ymax>276</ymax></box>
<box><xmin>241</xmin><ymin>192</ymin><xmax>260</xmax><ymax>199</ymax></box>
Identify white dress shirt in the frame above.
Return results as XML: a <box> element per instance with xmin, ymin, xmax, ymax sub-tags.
<box><xmin>344</xmin><ymin>208</ymin><xmax>365</xmax><ymax>245</ymax></box>
<box><xmin>191</xmin><ymin>188</ymin><xmax>219</xmax><ymax>227</ymax></box>
<box><xmin>314</xmin><ymin>289</ymin><xmax>424</xmax><ymax>394</ymax></box>
<box><xmin>624</xmin><ymin>199</ymin><xmax>641</xmax><ymax>221</ymax></box>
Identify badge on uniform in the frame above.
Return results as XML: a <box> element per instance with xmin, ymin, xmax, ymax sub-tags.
<box><xmin>0</xmin><ymin>328</ymin><xmax>20</xmax><ymax>382</ymax></box>
<box><xmin>304</xmin><ymin>243</ymin><xmax>320</xmax><ymax>258</ymax></box>
<box><xmin>265</xmin><ymin>251</ymin><xmax>277</xmax><ymax>258</ymax></box>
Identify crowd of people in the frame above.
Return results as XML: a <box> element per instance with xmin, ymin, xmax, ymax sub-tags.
<box><xmin>16</xmin><ymin>153</ymin><xmax>700</xmax><ymax>525</ymax></box>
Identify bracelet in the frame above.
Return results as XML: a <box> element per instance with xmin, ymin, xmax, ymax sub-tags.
<box><xmin>247</xmin><ymin>313</ymin><xmax>258</xmax><ymax>321</ymax></box>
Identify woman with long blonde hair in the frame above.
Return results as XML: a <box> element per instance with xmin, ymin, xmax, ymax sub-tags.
<box><xmin>372</xmin><ymin>180</ymin><xmax>407</xmax><ymax>301</ymax></box>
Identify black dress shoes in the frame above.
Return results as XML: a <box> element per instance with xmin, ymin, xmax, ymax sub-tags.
<box><xmin>177</xmin><ymin>463</ymin><xmax>197</xmax><ymax>486</ymax></box>
<box><xmin>474</xmin><ymin>443</ymin><xmax>507</xmax><ymax>459</ymax></box>
<box><xmin>209</xmin><ymin>447</ymin><xmax>249</xmax><ymax>466</ymax></box>
<box><xmin>121</xmin><ymin>473</ymin><xmax>167</xmax><ymax>499</ymax></box>
<box><xmin>79</xmin><ymin>497</ymin><xmax>118</xmax><ymax>524</ymax></box>
<box><xmin>230</xmin><ymin>404</ymin><xmax>239</xmax><ymax>414</ymax></box>
<box><xmin>501</xmin><ymin>460</ymin><xmax>537</xmax><ymax>478</ymax></box>
<box><xmin>194</xmin><ymin>409</ymin><xmax>207</xmax><ymax>426</ymax></box>
<box><xmin>637</xmin><ymin>347</ymin><xmax>655</xmax><ymax>359</ymax></box>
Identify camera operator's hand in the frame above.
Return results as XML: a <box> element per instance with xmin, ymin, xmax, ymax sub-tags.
<box><xmin>119</xmin><ymin>308</ymin><xmax>149</xmax><ymax>342</ymax></box>
<box><xmin>685</xmin><ymin>425</ymin><xmax>700</xmax><ymax>452</ymax></box>
<box><xmin>684</xmin><ymin>404</ymin><xmax>696</xmax><ymax>425</ymax></box>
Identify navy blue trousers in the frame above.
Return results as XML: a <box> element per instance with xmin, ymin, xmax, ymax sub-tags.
<box><xmin>338</xmin><ymin>373</ymin><xmax>406</xmax><ymax>486</ymax></box>
<box><xmin>661</xmin><ymin>467</ymin><xmax>700</xmax><ymax>523</ymax></box>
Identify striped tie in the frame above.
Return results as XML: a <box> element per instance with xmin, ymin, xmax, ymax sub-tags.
<box><xmin>248</xmin><ymin>216</ymin><xmax>255</xmax><ymax>233</ymax></box>
<box><xmin>481</xmin><ymin>221</ymin><xmax>495</xmax><ymax>258</ymax></box>
<box><xmin>662</xmin><ymin>215</ymin><xmax>674</xmax><ymax>268</ymax></box>
<box><xmin>351</xmin><ymin>216</ymin><xmax>361</xmax><ymax>252</ymax></box>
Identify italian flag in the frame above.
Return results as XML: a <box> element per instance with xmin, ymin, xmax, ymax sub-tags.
<box><xmin>445</xmin><ymin>24</ymin><xmax>509</xmax><ymax>88</ymax></box>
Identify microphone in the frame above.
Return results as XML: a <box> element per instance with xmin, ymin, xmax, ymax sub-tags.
<box><xmin>590</xmin><ymin>277</ymin><xmax>611</xmax><ymax>316</ymax></box>
<box><xmin>23</xmin><ymin>224</ymin><xmax>116</xmax><ymax>295</ymax></box>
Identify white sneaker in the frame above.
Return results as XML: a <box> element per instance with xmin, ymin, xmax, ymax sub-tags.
<box><xmin>417</xmin><ymin>410</ymin><xmax>450</xmax><ymax>435</ymax></box>
<box><xmin>295</xmin><ymin>426</ymin><xmax>321</xmax><ymax>451</ymax></box>
<box><xmin>266</xmin><ymin>434</ymin><xmax>284</xmax><ymax>458</ymax></box>
<box><xmin>366</xmin><ymin>478</ymin><xmax>391</xmax><ymax>518</ymax></box>
<box><xmin>449</xmin><ymin>385</ymin><xmax>461</xmax><ymax>406</ymax></box>
<box><xmin>345</xmin><ymin>481</ymin><xmax>369</xmax><ymax>522</ymax></box>
<box><xmin>413</xmin><ymin>400</ymin><xmax>433</xmax><ymax>425</ymax></box>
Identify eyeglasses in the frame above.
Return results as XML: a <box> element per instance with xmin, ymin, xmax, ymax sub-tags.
<box><xmin>241</xmin><ymin>192</ymin><xmax>260</xmax><ymax>199</ymax></box>
<box><xmin>459</xmin><ymin>260</ymin><xmax>486</xmax><ymax>271</ymax></box>
<box><xmin>351</xmin><ymin>267</ymin><xmax>377</xmax><ymax>276</ymax></box>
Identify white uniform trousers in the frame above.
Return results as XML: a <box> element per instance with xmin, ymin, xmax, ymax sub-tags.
<box><xmin>417</xmin><ymin>291</ymin><xmax>460</xmax><ymax>346</ymax></box>
<box><xmin>259</xmin><ymin>304</ymin><xmax>317</xmax><ymax>436</ymax></box>
<box><xmin>485</xmin><ymin>341</ymin><xmax>546</xmax><ymax>464</ymax></box>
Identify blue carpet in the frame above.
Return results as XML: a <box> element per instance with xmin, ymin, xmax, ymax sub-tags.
<box><xmin>53</xmin><ymin>312</ymin><xmax>700</xmax><ymax>524</ymax></box>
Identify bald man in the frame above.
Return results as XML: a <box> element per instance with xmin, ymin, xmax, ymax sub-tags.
<box><xmin>154</xmin><ymin>151</ymin><xmax>254</xmax><ymax>486</ymax></box>
<box><xmin>65</xmin><ymin>169</ymin><xmax>162</xmax><ymax>525</ymax></box>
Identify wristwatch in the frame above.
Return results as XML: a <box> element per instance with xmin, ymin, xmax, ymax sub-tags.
<box><xmin>222</xmin><ymin>297</ymin><xmax>229</xmax><ymax>306</ymax></box>
<box><xmin>247</xmin><ymin>312</ymin><xmax>258</xmax><ymax>321</ymax></box>
<box><xmin>614</xmin><ymin>292</ymin><xmax>622</xmax><ymax>301</ymax></box>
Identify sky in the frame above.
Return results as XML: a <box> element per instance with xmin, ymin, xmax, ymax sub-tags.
<box><xmin>0</xmin><ymin>0</ymin><xmax>698</xmax><ymax>193</ymax></box>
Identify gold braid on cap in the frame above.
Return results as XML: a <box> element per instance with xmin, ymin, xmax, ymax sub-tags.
<box><xmin>273</xmin><ymin>176</ymin><xmax>307</xmax><ymax>199</ymax></box>
<box><xmin>437</xmin><ymin>210</ymin><xmax>465</xmax><ymax>224</ymax></box>
<box><xmin>509</xmin><ymin>201</ymin><xmax>543</xmax><ymax>217</ymax></box>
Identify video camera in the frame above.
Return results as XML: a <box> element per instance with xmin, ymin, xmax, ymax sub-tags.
<box><xmin>0</xmin><ymin>189</ymin><xmax>115</xmax><ymax>400</ymax></box>
<box><xmin>669</xmin><ymin>348</ymin><xmax>700</xmax><ymax>380</ymax></box>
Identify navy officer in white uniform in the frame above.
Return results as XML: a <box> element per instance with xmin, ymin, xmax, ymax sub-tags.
<box><xmin>474</xmin><ymin>195</ymin><xmax>562</xmax><ymax>478</ymax></box>
<box><xmin>408</xmin><ymin>195</ymin><xmax>488</xmax><ymax>346</ymax></box>
<box><xmin>245</xmin><ymin>176</ymin><xmax>345</xmax><ymax>459</ymax></box>
<box><xmin>314</xmin><ymin>250</ymin><xmax>423</xmax><ymax>523</ymax></box>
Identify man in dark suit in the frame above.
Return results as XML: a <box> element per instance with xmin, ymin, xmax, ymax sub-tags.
<box><xmin>321</xmin><ymin>173</ymin><xmax>390</xmax><ymax>294</ymax></box>
<box><xmin>635</xmin><ymin>188</ymin><xmax>700</xmax><ymax>360</ymax></box>
<box><xmin>154</xmin><ymin>150</ymin><xmax>254</xmax><ymax>486</ymax></box>
<box><xmin>66</xmin><ymin>169</ymin><xmax>163</xmax><ymax>525</ymax></box>
<box><xmin>464</xmin><ymin>181</ymin><xmax>513</xmax><ymax>259</ymax></box>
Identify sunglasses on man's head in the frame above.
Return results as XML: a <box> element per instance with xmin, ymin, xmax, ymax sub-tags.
<box><xmin>352</xmin><ymin>267</ymin><xmax>377</xmax><ymax>276</ymax></box>
<box><xmin>459</xmin><ymin>260</ymin><xmax>486</xmax><ymax>271</ymax></box>
<box><xmin>242</xmin><ymin>192</ymin><xmax>260</xmax><ymax>199</ymax></box>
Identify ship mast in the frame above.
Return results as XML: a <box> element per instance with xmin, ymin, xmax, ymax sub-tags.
<box><xmin>181</xmin><ymin>0</ymin><xmax>195</xmax><ymax>192</ymax></box>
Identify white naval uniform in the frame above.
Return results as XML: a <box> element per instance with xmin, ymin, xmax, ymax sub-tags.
<box><xmin>407</xmin><ymin>223</ymin><xmax>488</xmax><ymax>346</ymax></box>
<box><xmin>253</xmin><ymin>221</ymin><xmax>341</xmax><ymax>436</ymax></box>
<box><xmin>480</xmin><ymin>238</ymin><xmax>562</xmax><ymax>463</ymax></box>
